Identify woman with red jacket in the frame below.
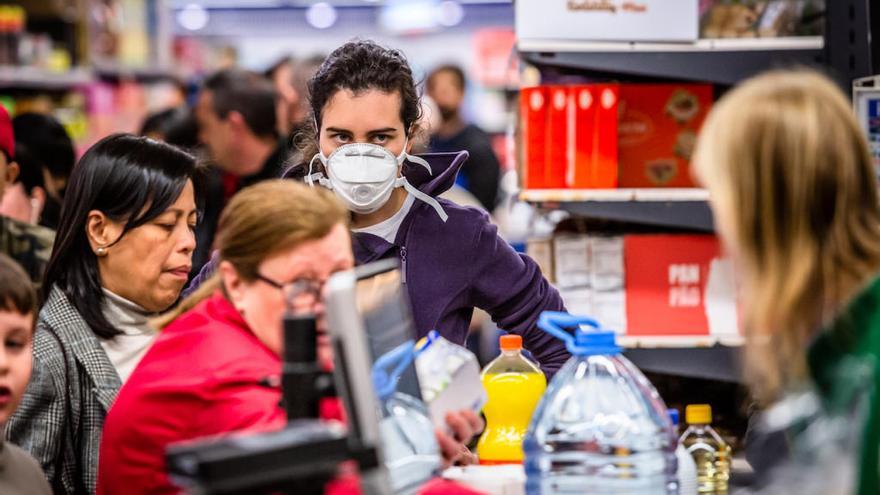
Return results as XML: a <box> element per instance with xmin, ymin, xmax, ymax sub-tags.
<box><xmin>97</xmin><ymin>180</ymin><xmax>482</xmax><ymax>494</ymax></box>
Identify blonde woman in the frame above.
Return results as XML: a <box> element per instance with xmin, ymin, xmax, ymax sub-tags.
<box><xmin>694</xmin><ymin>69</ymin><xmax>880</xmax><ymax>494</ymax></box>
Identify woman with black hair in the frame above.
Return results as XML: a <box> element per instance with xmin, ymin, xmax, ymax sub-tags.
<box><xmin>5</xmin><ymin>133</ymin><xmax>201</xmax><ymax>494</ymax></box>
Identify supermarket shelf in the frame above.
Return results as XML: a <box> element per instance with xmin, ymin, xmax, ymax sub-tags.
<box><xmin>519</xmin><ymin>36</ymin><xmax>824</xmax><ymax>53</ymax></box>
<box><xmin>618</xmin><ymin>335</ymin><xmax>744</xmax><ymax>348</ymax></box>
<box><xmin>622</xmin><ymin>343</ymin><xmax>743</xmax><ymax>383</ymax></box>
<box><xmin>0</xmin><ymin>66</ymin><xmax>94</xmax><ymax>90</ymax></box>
<box><xmin>520</xmin><ymin>188</ymin><xmax>709</xmax><ymax>202</ymax></box>
<box><xmin>0</xmin><ymin>65</ymin><xmax>180</xmax><ymax>90</ymax></box>
<box><xmin>93</xmin><ymin>64</ymin><xmax>181</xmax><ymax>83</ymax></box>
<box><xmin>521</xmin><ymin>188</ymin><xmax>714</xmax><ymax>231</ymax></box>
<box><xmin>519</xmin><ymin>36</ymin><xmax>825</xmax><ymax>85</ymax></box>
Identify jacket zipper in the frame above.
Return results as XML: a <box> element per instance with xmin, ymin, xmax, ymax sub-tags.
<box><xmin>399</xmin><ymin>245</ymin><xmax>407</xmax><ymax>284</ymax></box>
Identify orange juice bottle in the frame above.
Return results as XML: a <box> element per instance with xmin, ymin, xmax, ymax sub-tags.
<box><xmin>477</xmin><ymin>335</ymin><xmax>547</xmax><ymax>464</ymax></box>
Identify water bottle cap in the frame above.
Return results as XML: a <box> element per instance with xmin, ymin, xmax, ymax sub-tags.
<box><xmin>686</xmin><ymin>404</ymin><xmax>712</xmax><ymax>424</ymax></box>
<box><xmin>499</xmin><ymin>334</ymin><xmax>522</xmax><ymax>351</ymax></box>
<box><xmin>667</xmin><ymin>408</ymin><xmax>680</xmax><ymax>427</ymax></box>
<box><xmin>571</xmin><ymin>326</ymin><xmax>621</xmax><ymax>356</ymax></box>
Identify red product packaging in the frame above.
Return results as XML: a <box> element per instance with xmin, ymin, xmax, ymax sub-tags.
<box><xmin>544</xmin><ymin>86</ymin><xmax>569</xmax><ymax>188</ymax></box>
<box><xmin>569</xmin><ymin>84</ymin><xmax>619</xmax><ymax>188</ymax></box>
<box><xmin>618</xmin><ymin>84</ymin><xmax>713</xmax><ymax>187</ymax></box>
<box><xmin>624</xmin><ymin>235</ymin><xmax>738</xmax><ymax>337</ymax></box>
<box><xmin>519</xmin><ymin>86</ymin><xmax>548</xmax><ymax>189</ymax></box>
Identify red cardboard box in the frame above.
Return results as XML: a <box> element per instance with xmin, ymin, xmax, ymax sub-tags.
<box><xmin>618</xmin><ymin>84</ymin><xmax>713</xmax><ymax>187</ymax></box>
<box><xmin>520</xmin><ymin>86</ymin><xmax>548</xmax><ymax>189</ymax></box>
<box><xmin>570</xmin><ymin>84</ymin><xmax>619</xmax><ymax>188</ymax></box>
<box><xmin>624</xmin><ymin>235</ymin><xmax>738</xmax><ymax>336</ymax></box>
<box><xmin>544</xmin><ymin>86</ymin><xmax>569</xmax><ymax>189</ymax></box>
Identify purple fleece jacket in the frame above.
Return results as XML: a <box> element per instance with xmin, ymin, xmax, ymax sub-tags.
<box><xmin>184</xmin><ymin>151</ymin><xmax>570</xmax><ymax>375</ymax></box>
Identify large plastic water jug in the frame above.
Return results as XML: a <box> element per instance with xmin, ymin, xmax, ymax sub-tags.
<box><xmin>523</xmin><ymin>312</ymin><xmax>678</xmax><ymax>494</ymax></box>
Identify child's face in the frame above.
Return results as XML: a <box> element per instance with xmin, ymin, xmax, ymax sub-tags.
<box><xmin>0</xmin><ymin>310</ymin><xmax>33</xmax><ymax>426</ymax></box>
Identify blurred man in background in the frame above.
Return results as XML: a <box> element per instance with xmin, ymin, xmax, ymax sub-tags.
<box><xmin>266</xmin><ymin>54</ymin><xmax>325</xmax><ymax>146</ymax></box>
<box><xmin>193</xmin><ymin>69</ymin><xmax>286</xmax><ymax>276</ymax></box>
<box><xmin>426</xmin><ymin>64</ymin><xmax>500</xmax><ymax>212</ymax></box>
<box><xmin>0</xmin><ymin>107</ymin><xmax>54</xmax><ymax>290</ymax></box>
<box><xmin>6</xmin><ymin>113</ymin><xmax>75</xmax><ymax>230</ymax></box>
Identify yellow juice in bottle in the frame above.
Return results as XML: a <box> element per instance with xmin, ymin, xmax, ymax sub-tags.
<box><xmin>477</xmin><ymin>335</ymin><xmax>547</xmax><ymax>464</ymax></box>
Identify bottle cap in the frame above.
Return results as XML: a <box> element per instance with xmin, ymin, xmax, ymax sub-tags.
<box><xmin>572</xmin><ymin>327</ymin><xmax>620</xmax><ymax>356</ymax></box>
<box><xmin>667</xmin><ymin>408</ymin><xmax>680</xmax><ymax>427</ymax></box>
<box><xmin>686</xmin><ymin>404</ymin><xmax>712</xmax><ymax>425</ymax></box>
<box><xmin>499</xmin><ymin>334</ymin><xmax>522</xmax><ymax>351</ymax></box>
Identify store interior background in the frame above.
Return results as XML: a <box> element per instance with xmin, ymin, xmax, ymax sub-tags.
<box><xmin>4</xmin><ymin>1</ymin><xmax>519</xmax><ymax>161</ymax></box>
<box><xmin>6</xmin><ymin>0</ymin><xmax>879</xmax><ymax>469</ymax></box>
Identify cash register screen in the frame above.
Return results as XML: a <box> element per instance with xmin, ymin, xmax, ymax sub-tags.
<box><xmin>354</xmin><ymin>263</ymin><xmax>423</xmax><ymax>402</ymax></box>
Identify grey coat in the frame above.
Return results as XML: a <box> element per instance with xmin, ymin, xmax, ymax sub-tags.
<box><xmin>5</xmin><ymin>287</ymin><xmax>122</xmax><ymax>494</ymax></box>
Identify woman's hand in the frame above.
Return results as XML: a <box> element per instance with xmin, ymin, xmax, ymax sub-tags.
<box><xmin>435</xmin><ymin>410</ymin><xmax>484</xmax><ymax>468</ymax></box>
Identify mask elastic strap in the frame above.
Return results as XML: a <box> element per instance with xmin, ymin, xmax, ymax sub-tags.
<box><xmin>397</xmin><ymin>177</ymin><xmax>448</xmax><ymax>223</ymax></box>
<box><xmin>397</xmin><ymin>137</ymin><xmax>432</xmax><ymax>175</ymax></box>
<box><xmin>405</xmin><ymin>154</ymin><xmax>432</xmax><ymax>175</ymax></box>
<box><xmin>305</xmin><ymin>153</ymin><xmax>332</xmax><ymax>189</ymax></box>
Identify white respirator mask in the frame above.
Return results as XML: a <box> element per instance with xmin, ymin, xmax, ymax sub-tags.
<box><xmin>305</xmin><ymin>138</ymin><xmax>448</xmax><ymax>222</ymax></box>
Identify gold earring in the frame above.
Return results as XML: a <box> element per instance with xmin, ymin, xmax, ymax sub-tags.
<box><xmin>95</xmin><ymin>247</ymin><xmax>107</xmax><ymax>257</ymax></box>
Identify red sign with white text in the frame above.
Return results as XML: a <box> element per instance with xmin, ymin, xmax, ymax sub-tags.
<box><xmin>624</xmin><ymin>235</ymin><xmax>720</xmax><ymax>336</ymax></box>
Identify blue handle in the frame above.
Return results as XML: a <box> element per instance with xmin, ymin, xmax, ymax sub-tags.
<box><xmin>538</xmin><ymin>311</ymin><xmax>619</xmax><ymax>356</ymax></box>
<box><xmin>372</xmin><ymin>340</ymin><xmax>416</xmax><ymax>401</ymax></box>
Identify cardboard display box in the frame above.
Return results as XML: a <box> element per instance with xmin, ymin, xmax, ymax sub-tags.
<box><xmin>516</xmin><ymin>0</ymin><xmax>699</xmax><ymax>43</ymax></box>
<box><xmin>618</xmin><ymin>84</ymin><xmax>713</xmax><ymax>188</ymax></box>
<box><xmin>520</xmin><ymin>83</ymin><xmax>712</xmax><ymax>189</ymax></box>
<box><xmin>550</xmin><ymin>233</ymin><xmax>740</xmax><ymax>340</ymax></box>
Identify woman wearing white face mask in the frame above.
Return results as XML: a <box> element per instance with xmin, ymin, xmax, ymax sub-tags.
<box><xmin>298</xmin><ymin>41</ymin><xmax>568</xmax><ymax>375</ymax></box>
<box><xmin>186</xmin><ymin>40</ymin><xmax>569</xmax><ymax>462</ymax></box>
<box><xmin>190</xmin><ymin>40</ymin><xmax>569</xmax><ymax>375</ymax></box>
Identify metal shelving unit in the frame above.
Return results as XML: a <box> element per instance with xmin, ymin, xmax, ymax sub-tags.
<box><xmin>624</xmin><ymin>345</ymin><xmax>743</xmax><ymax>383</ymax></box>
<box><xmin>520</xmin><ymin>37</ymin><xmax>825</xmax><ymax>86</ymax></box>
<box><xmin>92</xmin><ymin>63</ymin><xmax>180</xmax><ymax>83</ymax></box>
<box><xmin>0</xmin><ymin>66</ymin><xmax>94</xmax><ymax>90</ymax></box>
<box><xmin>516</xmin><ymin>2</ymin><xmax>875</xmax><ymax>377</ymax></box>
<box><xmin>521</xmin><ymin>188</ymin><xmax>714</xmax><ymax>231</ymax></box>
<box><xmin>0</xmin><ymin>65</ymin><xmax>180</xmax><ymax>90</ymax></box>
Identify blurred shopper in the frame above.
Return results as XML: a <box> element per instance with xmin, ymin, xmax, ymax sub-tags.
<box><xmin>426</xmin><ymin>64</ymin><xmax>501</xmax><ymax>212</ymax></box>
<box><xmin>189</xmin><ymin>40</ymin><xmax>568</xmax><ymax>382</ymax></box>
<box><xmin>0</xmin><ymin>108</ymin><xmax>54</xmax><ymax>291</ymax></box>
<box><xmin>2</xmin><ymin>131</ymin><xmax>48</xmax><ymax>225</ymax></box>
<box><xmin>5</xmin><ymin>134</ymin><xmax>200</xmax><ymax>494</ymax></box>
<box><xmin>193</xmin><ymin>69</ymin><xmax>286</xmax><ymax>277</ymax></box>
<box><xmin>265</xmin><ymin>56</ymin><xmax>300</xmax><ymax>137</ymax></box>
<box><xmin>162</xmin><ymin>110</ymin><xmax>200</xmax><ymax>153</ymax></box>
<box><xmin>694</xmin><ymin>69</ymin><xmax>880</xmax><ymax>494</ymax></box>
<box><xmin>270</xmin><ymin>54</ymin><xmax>325</xmax><ymax>155</ymax></box>
<box><xmin>0</xmin><ymin>254</ymin><xmax>51</xmax><ymax>495</ymax></box>
<box><xmin>140</xmin><ymin>107</ymin><xmax>191</xmax><ymax>143</ymax></box>
<box><xmin>99</xmin><ymin>180</ymin><xmax>483</xmax><ymax>494</ymax></box>
<box><xmin>10</xmin><ymin>113</ymin><xmax>75</xmax><ymax>230</ymax></box>
<box><xmin>294</xmin><ymin>56</ymin><xmax>326</xmax><ymax>119</ymax></box>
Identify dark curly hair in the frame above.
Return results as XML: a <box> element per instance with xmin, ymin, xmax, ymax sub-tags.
<box><xmin>288</xmin><ymin>40</ymin><xmax>423</xmax><ymax>178</ymax></box>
